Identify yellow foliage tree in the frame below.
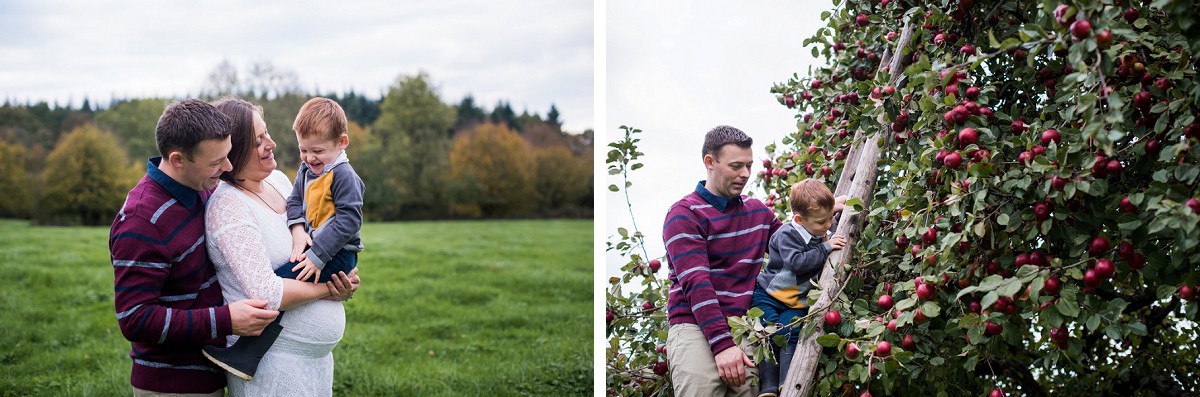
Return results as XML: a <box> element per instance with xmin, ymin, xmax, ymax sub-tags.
<box><xmin>41</xmin><ymin>123</ymin><xmax>135</xmax><ymax>225</ymax></box>
<box><xmin>534</xmin><ymin>146</ymin><xmax>590</xmax><ymax>215</ymax></box>
<box><xmin>448</xmin><ymin>122</ymin><xmax>534</xmax><ymax>217</ymax></box>
<box><xmin>0</xmin><ymin>138</ymin><xmax>31</xmax><ymax>217</ymax></box>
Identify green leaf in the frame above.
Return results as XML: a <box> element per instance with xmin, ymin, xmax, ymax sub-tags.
<box><xmin>997</xmin><ymin>213</ymin><xmax>1010</xmax><ymax>226</ymax></box>
<box><xmin>608</xmin><ymin>184</ymin><xmax>619</xmax><ymax>192</ymax></box>
<box><xmin>921</xmin><ymin>301</ymin><xmax>941</xmax><ymax>317</ymax></box>
<box><xmin>816</xmin><ymin>333</ymin><xmax>841</xmax><ymax>347</ymax></box>
<box><xmin>980</xmin><ymin>291</ymin><xmax>999</xmax><ymax>313</ymax></box>
<box><xmin>1086</xmin><ymin>314</ymin><xmax>1101</xmax><ymax>331</ymax></box>
<box><xmin>1057</xmin><ymin>296</ymin><xmax>1081</xmax><ymax>317</ymax></box>
<box><xmin>845</xmin><ymin>197</ymin><xmax>864</xmax><ymax>210</ymax></box>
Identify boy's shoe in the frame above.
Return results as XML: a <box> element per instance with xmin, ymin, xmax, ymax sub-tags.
<box><xmin>202</xmin><ymin>315</ymin><xmax>284</xmax><ymax>381</ymax></box>
<box><xmin>757</xmin><ymin>355</ymin><xmax>780</xmax><ymax>397</ymax></box>
<box><xmin>777</xmin><ymin>343</ymin><xmax>797</xmax><ymax>392</ymax></box>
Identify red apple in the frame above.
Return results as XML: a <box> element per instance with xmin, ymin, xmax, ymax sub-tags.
<box><xmin>1044</xmin><ymin>276</ymin><xmax>1062</xmax><ymax>295</ymax></box>
<box><xmin>985</xmin><ymin>321</ymin><xmax>1003</xmax><ymax>336</ymax></box>
<box><xmin>812</xmin><ymin>80</ymin><xmax>822</xmax><ymax>89</ymax></box>
<box><xmin>902</xmin><ymin>334</ymin><xmax>916</xmax><ymax>351</ymax></box>
<box><xmin>1011</xmin><ymin>120</ymin><xmax>1026</xmax><ymax>134</ymax></box>
<box><xmin>916</xmin><ymin>283</ymin><xmax>936</xmax><ymax>300</ymax></box>
<box><xmin>875</xmin><ymin>341</ymin><xmax>892</xmax><ymax>357</ymax></box>
<box><xmin>922</xmin><ymin>227</ymin><xmax>937</xmax><ymax>245</ymax></box>
<box><xmin>991</xmin><ymin>389</ymin><xmax>1007</xmax><ymax>397</ymax></box>
<box><xmin>1070</xmin><ymin>19</ymin><xmax>1092</xmax><ymax>40</ymax></box>
<box><xmin>1106</xmin><ymin>160</ymin><xmax>1123</xmax><ymax>176</ymax></box>
<box><xmin>1084</xmin><ymin>269</ymin><xmax>1102</xmax><ymax>287</ymax></box>
<box><xmin>846</xmin><ymin>342</ymin><xmax>861</xmax><ymax>359</ymax></box>
<box><xmin>606</xmin><ymin>311</ymin><xmax>614</xmax><ymax>324</ymax></box>
<box><xmin>1128</xmin><ymin>252</ymin><xmax>1146</xmax><ymax>269</ymax></box>
<box><xmin>1118</xmin><ymin>197</ymin><xmax>1136</xmax><ymax>213</ymax></box>
<box><xmin>960</xmin><ymin>44</ymin><xmax>975</xmax><ymax>55</ymax></box>
<box><xmin>1096</xmin><ymin>30</ymin><xmax>1113</xmax><ymax>48</ymax></box>
<box><xmin>965</xmin><ymin>86</ymin><xmax>980</xmax><ymax>100</ymax></box>
<box><xmin>958</xmin><ymin>127</ymin><xmax>978</xmax><ymax>148</ymax></box>
<box><xmin>856</xmin><ymin>13</ymin><xmax>869</xmax><ymax>27</ymax></box>
<box><xmin>1015</xmin><ymin>253</ymin><xmax>1030</xmax><ymax>267</ymax></box>
<box><xmin>943</xmin><ymin>151</ymin><xmax>963</xmax><ymax>169</ymax></box>
<box><xmin>1125</xmin><ymin>7</ymin><xmax>1140</xmax><ymax>24</ymax></box>
<box><xmin>643</xmin><ymin>301</ymin><xmax>655</xmax><ymax>311</ymax></box>
<box><xmin>914</xmin><ymin>308</ymin><xmax>928</xmax><ymax>324</ymax></box>
<box><xmin>1181</xmin><ymin>285</ymin><xmax>1196</xmax><ymax>301</ymax></box>
<box><xmin>878</xmin><ymin>294</ymin><xmax>894</xmax><ymax>310</ymax></box>
<box><xmin>1095</xmin><ymin>259</ymin><xmax>1115</xmax><ymax>279</ymax></box>
<box><xmin>649</xmin><ymin>259</ymin><xmax>662</xmax><ymax>272</ymax></box>
<box><xmin>826</xmin><ymin>310</ymin><xmax>843</xmax><ymax>327</ymax></box>
<box><xmin>1041</xmin><ymin>129</ymin><xmax>1061</xmax><ymax>146</ymax></box>
<box><xmin>1052</xmin><ymin>175</ymin><xmax>1069</xmax><ymax>191</ymax></box>
<box><xmin>1034</xmin><ymin>203</ymin><xmax>1052</xmax><ymax>221</ymax></box>
<box><xmin>1187</xmin><ymin>198</ymin><xmax>1200</xmax><ymax>214</ymax></box>
<box><xmin>969</xmin><ymin>301</ymin><xmax>982</xmax><ymax>314</ymax></box>
<box><xmin>1089</xmin><ymin>237</ymin><xmax>1110</xmax><ymax>256</ymax></box>
<box><xmin>887</xmin><ymin>319</ymin><xmax>898</xmax><ymax>332</ymax></box>
<box><xmin>653</xmin><ymin>361</ymin><xmax>668</xmax><ymax>375</ymax></box>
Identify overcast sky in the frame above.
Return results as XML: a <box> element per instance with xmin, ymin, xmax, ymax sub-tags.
<box><xmin>0</xmin><ymin>0</ymin><xmax>593</xmax><ymax>132</ymax></box>
<box><xmin>604</xmin><ymin>0</ymin><xmax>833</xmax><ymax>278</ymax></box>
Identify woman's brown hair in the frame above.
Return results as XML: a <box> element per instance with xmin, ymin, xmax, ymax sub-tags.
<box><xmin>211</xmin><ymin>97</ymin><xmax>264</xmax><ymax>183</ymax></box>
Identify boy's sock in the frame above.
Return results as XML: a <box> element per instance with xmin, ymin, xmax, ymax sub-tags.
<box><xmin>756</xmin><ymin>348</ymin><xmax>780</xmax><ymax>397</ymax></box>
<box><xmin>201</xmin><ymin>313</ymin><xmax>284</xmax><ymax>381</ymax></box>
<box><xmin>777</xmin><ymin>342</ymin><xmax>797</xmax><ymax>392</ymax></box>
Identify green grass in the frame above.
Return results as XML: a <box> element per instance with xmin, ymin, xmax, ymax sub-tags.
<box><xmin>0</xmin><ymin>219</ymin><xmax>592</xmax><ymax>396</ymax></box>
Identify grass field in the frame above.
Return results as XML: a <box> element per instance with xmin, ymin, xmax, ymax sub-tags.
<box><xmin>0</xmin><ymin>219</ymin><xmax>592</xmax><ymax>396</ymax></box>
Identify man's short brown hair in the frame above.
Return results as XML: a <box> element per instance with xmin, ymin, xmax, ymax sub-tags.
<box><xmin>292</xmin><ymin>97</ymin><xmax>348</xmax><ymax>141</ymax></box>
<box><xmin>701</xmin><ymin>125</ymin><xmax>753</xmax><ymax>159</ymax></box>
<box><xmin>789</xmin><ymin>178</ymin><xmax>835</xmax><ymax>217</ymax></box>
<box><xmin>155</xmin><ymin>99</ymin><xmax>233</xmax><ymax>159</ymax></box>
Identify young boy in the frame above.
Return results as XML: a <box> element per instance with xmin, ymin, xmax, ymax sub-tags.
<box><xmin>753</xmin><ymin>179</ymin><xmax>846</xmax><ymax>397</ymax></box>
<box><xmin>282</xmin><ymin>97</ymin><xmax>365</xmax><ymax>284</ymax></box>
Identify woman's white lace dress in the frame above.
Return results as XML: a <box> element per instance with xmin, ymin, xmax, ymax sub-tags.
<box><xmin>205</xmin><ymin>170</ymin><xmax>345</xmax><ymax>397</ymax></box>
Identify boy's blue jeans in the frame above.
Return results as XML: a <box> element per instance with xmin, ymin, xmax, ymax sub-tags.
<box><xmin>751</xmin><ymin>284</ymin><xmax>809</xmax><ymax>348</ymax></box>
<box><xmin>275</xmin><ymin>249</ymin><xmax>358</xmax><ymax>283</ymax></box>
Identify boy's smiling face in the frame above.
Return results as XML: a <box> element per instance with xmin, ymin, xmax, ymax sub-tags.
<box><xmin>296</xmin><ymin>133</ymin><xmax>348</xmax><ymax>173</ymax></box>
<box><xmin>794</xmin><ymin>206</ymin><xmax>834</xmax><ymax>238</ymax></box>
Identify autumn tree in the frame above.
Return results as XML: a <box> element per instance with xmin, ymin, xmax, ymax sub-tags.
<box><xmin>448</xmin><ymin>122</ymin><xmax>535</xmax><ymax>217</ymax></box>
<box><xmin>40</xmin><ymin>124</ymin><xmax>135</xmax><ymax>225</ymax></box>
<box><xmin>534</xmin><ymin>145</ymin><xmax>590</xmax><ymax>216</ymax></box>
<box><xmin>0</xmin><ymin>139</ymin><xmax>31</xmax><ymax>218</ymax></box>
<box><xmin>373</xmin><ymin>72</ymin><xmax>456</xmax><ymax>219</ymax></box>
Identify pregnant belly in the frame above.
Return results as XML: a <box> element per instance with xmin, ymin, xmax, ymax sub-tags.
<box><xmin>278</xmin><ymin>300</ymin><xmax>345</xmax><ymax>351</ymax></box>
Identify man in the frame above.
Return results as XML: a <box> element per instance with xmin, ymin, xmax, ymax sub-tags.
<box><xmin>663</xmin><ymin>125</ymin><xmax>783</xmax><ymax>396</ymax></box>
<box><xmin>109</xmin><ymin>99</ymin><xmax>357</xmax><ymax>396</ymax></box>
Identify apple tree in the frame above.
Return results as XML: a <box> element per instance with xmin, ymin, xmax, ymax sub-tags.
<box><xmin>605</xmin><ymin>126</ymin><xmax>673</xmax><ymax>396</ymax></box>
<box><xmin>752</xmin><ymin>0</ymin><xmax>1200</xmax><ymax>396</ymax></box>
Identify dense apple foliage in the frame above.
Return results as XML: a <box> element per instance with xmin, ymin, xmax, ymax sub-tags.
<box><xmin>607</xmin><ymin>1</ymin><xmax>1200</xmax><ymax>396</ymax></box>
<box><xmin>755</xmin><ymin>0</ymin><xmax>1200</xmax><ymax>395</ymax></box>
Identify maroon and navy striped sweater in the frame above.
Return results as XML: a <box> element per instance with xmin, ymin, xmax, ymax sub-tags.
<box><xmin>110</xmin><ymin>158</ymin><xmax>233</xmax><ymax>393</ymax></box>
<box><xmin>664</xmin><ymin>182</ymin><xmax>783</xmax><ymax>356</ymax></box>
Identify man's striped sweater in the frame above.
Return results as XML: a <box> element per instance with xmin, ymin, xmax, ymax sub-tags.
<box><xmin>663</xmin><ymin>182</ymin><xmax>783</xmax><ymax>355</ymax></box>
<box><xmin>109</xmin><ymin>158</ymin><xmax>232</xmax><ymax>393</ymax></box>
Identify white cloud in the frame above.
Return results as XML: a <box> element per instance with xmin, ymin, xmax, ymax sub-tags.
<box><xmin>0</xmin><ymin>0</ymin><xmax>593</xmax><ymax>132</ymax></box>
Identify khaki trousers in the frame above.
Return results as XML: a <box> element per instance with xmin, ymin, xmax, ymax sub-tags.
<box><xmin>667</xmin><ymin>323</ymin><xmax>759</xmax><ymax>397</ymax></box>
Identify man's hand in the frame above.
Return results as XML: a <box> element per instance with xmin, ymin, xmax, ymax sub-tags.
<box><xmin>289</xmin><ymin>225</ymin><xmax>312</xmax><ymax>263</ymax></box>
<box><xmin>292</xmin><ymin>259</ymin><xmax>321</xmax><ymax>283</ymax></box>
<box><xmin>714</xmin><ymin>346</ymin><xmax>755</xmax><ymax>387</ymax></box>
<box><xmin>829</xmin><ymin>235</ymin><xmax>848</xmax><ymax>250</ymax></box>
<box><xmin>324</xmin><ymin>268</ymin><xmax>360</xmax><ymax>301</ymax></box>
<box><xmin>229</xmin><ymin>299</ymin><xmax>279</xmax><ymax>336</ymax></box>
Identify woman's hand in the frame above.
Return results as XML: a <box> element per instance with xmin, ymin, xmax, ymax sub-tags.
<box><xmin>324</xmin><ymin>268</ymin><xmax>360</xmax><ymax>301</ymax></box>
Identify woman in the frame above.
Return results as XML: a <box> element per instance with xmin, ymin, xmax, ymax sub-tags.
<box><xmin>204</xmin><ymin>97</ymin><xmax>357</xmax><ymax>396</ymax></box>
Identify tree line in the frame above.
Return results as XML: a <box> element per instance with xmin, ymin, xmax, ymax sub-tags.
<box><xmin>0</xmin><ymin>66</ymin><xmax>592</xmax><ymax>225</ymax></box>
